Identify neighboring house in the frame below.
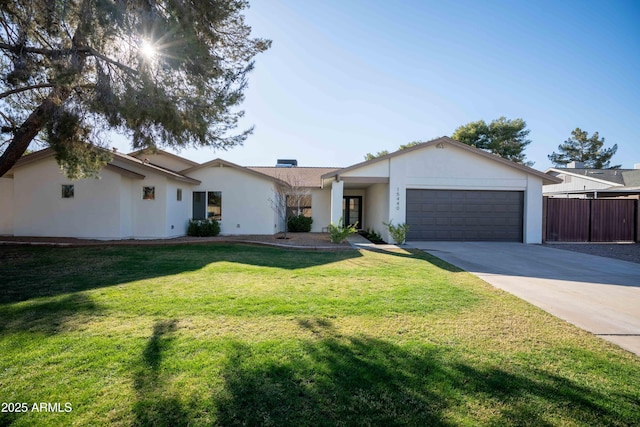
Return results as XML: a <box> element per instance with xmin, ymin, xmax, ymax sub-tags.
<box><xmin>0</xmin><ymin>137</ymin><xmax>559</xmax><ymax>243</ymax></box>
<box><xmin>544</xmin><ymin>162</ymin><xmax>640</xmax><ymax>199</ymax></box>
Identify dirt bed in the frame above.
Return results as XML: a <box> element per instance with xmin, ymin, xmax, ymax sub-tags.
<box><xmin>544</xmin><ymin>243</ymin><xmax>640</xmax><ymax>264</ymax></box>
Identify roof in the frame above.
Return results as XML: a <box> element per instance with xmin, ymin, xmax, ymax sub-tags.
<box><xmin>127</xmin><ymin>148</ymin><xmax>199</xmax><ymax>167</ymax></box>
<box><xmin>248</xmin><ymin>167</ymin><xmax>339</xmax><ymax>188</ymax></box>
<box><xmin>321</xmin><ymin>136</ymin><xmax>561</xmax><ymax>185</ymax></box>
<box><xmin>10</xmin><ymin>147</ymin><xmax>201</xmax><ymax>185</ymax></box>
<box><xmin>546</xmin><ymin>167</ymin><xmax>640</xmax><ymax>188</ymax></box>
<box><xmin>181</xmin><ymin>158</ymin><xmax>290</xmax><ymax>186</ymax></box>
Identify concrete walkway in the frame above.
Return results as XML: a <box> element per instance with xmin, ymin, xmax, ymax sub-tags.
<box><xmin>408</xmin><ymin>242</ymin><xmax>640</xmax><ymax>356</ymax></box>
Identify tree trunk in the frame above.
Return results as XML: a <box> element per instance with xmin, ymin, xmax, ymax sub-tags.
<box><xmin>0</xmin><ymin>88</ymin><xmax>70</xmax><ymax>177</ymax></box>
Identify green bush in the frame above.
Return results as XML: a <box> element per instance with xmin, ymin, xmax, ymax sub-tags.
<box><xmin>287</xmin><ymin>214</ymin><xmax>313</xmax><ymax>232</ymax></box>
<box><xmin>187</xmin><ymin>219</ymin><xmax>220</xmax><ymax>237</ymax></box>
<box><xmin>383</xmin><ymin>220</ymin><xmax>410</xmax><ymax>244</ymax></box>
<box><xmin>361</xmin><ymin>228</ymin><xmax>385</xmax><ymax>244</ymax></box>
<box><xmin>328</xmin><ymin>218</ymin><xmax>358</xmax><ymax>243</ymax></box>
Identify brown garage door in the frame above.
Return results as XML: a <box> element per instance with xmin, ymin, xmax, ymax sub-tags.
<box><xmin>406</xmin><ymin>190</ymin><xmax>524</xmax><ymax>241</ymax></box>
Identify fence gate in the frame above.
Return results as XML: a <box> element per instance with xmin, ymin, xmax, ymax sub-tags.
<box><xmin>544</xmin><ymin>198</ymin><xmax>637</xmax><ymax>242</ymax></box>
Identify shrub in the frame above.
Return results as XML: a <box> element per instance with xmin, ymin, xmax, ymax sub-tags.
<box><xmin>187</xmin><ymin>219</ymin><xmax>220</xmax><ymax>237</ymax></box>
<box><xmin>383</xmin><ymin>220</ymin><xmax>410</xmax><ymax>244</ymax></box>
<box><xmin>328</xmin><ymin>218</ymin><xmax>358</xmax><ymax>243</ymax></box>
<box><xmin>363</xmin><ymin>228</ymin><xmax>385</xmax><ymax>244</ymax></box>
<box><xmin>287</xmin><ymin>214</ymin><xmax>313</xmax><ymax>232</ymax></box>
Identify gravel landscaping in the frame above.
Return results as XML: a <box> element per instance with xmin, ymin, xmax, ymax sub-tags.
<box><xmin>544</xmin><ymin>243</ymin><xmax>640</xmax><ymax>264</ymax></box>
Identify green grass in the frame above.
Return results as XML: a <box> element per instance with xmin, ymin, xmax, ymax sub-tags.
<box><xmin>0</xmin><ymin>244</ymin><xmax>639</xmax><ymax>426</ymax></box>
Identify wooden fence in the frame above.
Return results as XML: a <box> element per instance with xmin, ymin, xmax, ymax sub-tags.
<box><xmin>543</xmin><ymin>198</ymin><xmax>638</xmax><ymax>242</ymax></box>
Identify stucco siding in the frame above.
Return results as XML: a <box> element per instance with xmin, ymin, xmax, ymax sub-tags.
<box><xmin>13</xmin><ymin>158</ymin><xmax>121</xmax><ymax>239</ymax></box>
<box><xmin>166</xmin><ymin>183</ymin><xmax>192</xmax><ymax>237</ymax></box>
<box><xmin>364</xmin><ymin>183</ymin><xmax>389</xmax><ymax>238</ymax></box>
<box><xmin>0</xmin><ymin>177</ymin><xmax>14</xmax><ymax>235</ymax></box>
<box><xmin>310</xmin><ymin>188</ymin><xmax>331</xmax><ymax>232</ymax></box>
<box><xmin>131</xmin><ymin>177</ymin><xmax>168</xmax><ymax>239</ymax></box>
<box><xmin>119</xmin><ymin>177</ymin><xmax>133</xmax><ymax>238</ymax></box>
<box><xmin>190</xmin><ymin>165</ymin><xmax>275</xmax><ymax>235</ymax></box>
<box><xmin>341</xmin><ymin>160</ymin><xmax>390</xmax><ymax>178</ymax></box>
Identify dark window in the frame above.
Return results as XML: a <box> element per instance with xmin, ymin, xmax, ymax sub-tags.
<box><xmin>287</xmin><ymin>194</ymin><xmax>312</xmax><ymax>218</ymax></box>
<box><xmin>177</xmin><ymin>188</ymin><xmax>182</xmax><ymax>201</ymax></box>
<box><xmin>143</xmin><ymin>186</ymin><xmax>155</xmax><ymax>200</ymax></box>
<box><xmin>61</xmin><ymin>185</ymin><xmax>74</xmax><ymax>199</ymax></box>
<box><xmin>207</xmin><ymin>191</ymin><xmax>222</xmax><ymax>220</ymax></box>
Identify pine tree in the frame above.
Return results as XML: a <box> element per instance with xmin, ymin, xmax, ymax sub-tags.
<box><xmin>548</xmin><ymin>128</ymin><xmax>619</xmax><ymax>169</ymax></box>
<box><xmin>0</xmin><ymin>0</ymin><xmax>270</xmax><ymax>178</ymax></box>
<box><xmin>452</xmin><ymin>117</ymin><xmax>533</xmax><ymax>166</ymax></box>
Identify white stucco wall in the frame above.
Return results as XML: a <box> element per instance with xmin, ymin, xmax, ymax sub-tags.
<box><xmin>310</xmin><ymin>188</ymin><xmax>331</xmax><ymax>232</ymax></box>
<box><xmin>341</xmin><ymin>160</ymin><xmax>390</xmax><ymax>178</ymax></box>
<box><xmin>524</xmin><ymin>175</ymin><xmax>543</xmax><ymax>244</ymax></box>
<box><xmin>165</xmin><ymin>183</ymin><xmax>193</xmax><ymax>237</ymax></box>
<box><xmin>119</xmin><ymin>177</ymin><xmax>134</xmax><ymax>238</ymax></box>
<box><xmin>189</xmin><ymin>165</ymin><xmax>276</xmax><ymax>235</ymax></box>
<box><xmin>130</xmin><ymin>176</ymin><xmax>168</xmax><ymax>239</ymax></box>
<box><xmin>364</xmin><ymin>183</ymin><xmax>389</xmax><ymax>238</ymax></box>
<box><xmin>13</xmin><ymin>158</ymin><xmax>122</xmax><ymax>239</ymax></box>
<box><xmin>0</xmin><ymin>177</ymin><xmax>14</xmax><ymax>235</ymax></box>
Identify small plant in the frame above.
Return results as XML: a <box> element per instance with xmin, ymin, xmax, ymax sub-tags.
<box><xmin>287</xmin><ymin>214</ymin><xmax>313</xmax><ymax>232</ymax></box>
<box><xmin>328</xmin><ymin>218</ymin><xmax>358</xmax><ymax>243</ymax></box>
<box><xmin>187</xmin><ymin>219</ymin><xmax>220</xmax><ymax>237</ymax></box>
<box><xmin>362</xmin><ymin>228</ymin><xmax>385</xmax><ymax>244</ymax></box>
<box><xmin>383</xmin><ymin>220</ymin><xmax>410</xmax><ymax>244</ymax></box>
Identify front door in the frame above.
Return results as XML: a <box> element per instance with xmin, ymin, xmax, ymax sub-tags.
<box><xmin>342</xmin><ymin>196</ymin><xmax>362</xmax><ymax>229</ymax></box>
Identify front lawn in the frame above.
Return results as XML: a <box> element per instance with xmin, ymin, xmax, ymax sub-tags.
<box><xmin>1</xmin><ymin>244</ymin><xmax>638</xmax><ymax>426</ymax></box>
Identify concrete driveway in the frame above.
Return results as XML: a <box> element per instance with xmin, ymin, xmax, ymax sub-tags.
<box><xmin>408</xmin><ymin>242</ymin><xmax>640</xmax><ymax>356</ymax></box>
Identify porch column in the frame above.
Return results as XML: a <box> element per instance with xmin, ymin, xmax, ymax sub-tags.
<box><xmin>330</xmin><ymin>179</ymin><xmax>344</xmax><ymax>225</ymax></box>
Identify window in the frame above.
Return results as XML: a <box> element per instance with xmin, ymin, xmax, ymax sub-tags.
<box><xmin>287</xmin><ymin>195</ymin><xmax>312</xmax><ymax>218</ymax></box>
<box><xmin>61</xmin><ymin>185</ymin><xmax>74</xmax><ymax>199</ymax></box>
<box><xmin>143</xmin><ymin>186</ymin><xmax>155</xmax><ymax>200</ymax></box>
<box><xmin>177</xmin><ymin>188</ymin><xmax>182</xmax><ymax>201</ymax></box>
<box><xmin>207</xmin><ymin>191</ymin><xmax>222</xmax><ymax>220</ymax></box>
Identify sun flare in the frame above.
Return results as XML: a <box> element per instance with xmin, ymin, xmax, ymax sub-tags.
<box><xmin>140</xmin><ymin>39</ymin><xmax>157</xmax><ymax>59</ymax></box>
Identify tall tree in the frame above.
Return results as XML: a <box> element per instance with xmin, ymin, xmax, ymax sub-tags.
<box><xmin>0</xmin><ymin>0</ymin><xmax>270</xmax><ymax>178</ymax></box>
<box><xmin>548</xmin><ymin>128</ymin><xmax>619</xmax><ymax>169</ymax></box>
<box><xmin>363</xmin><ymin>150</ymin><xmax>389</xmax><ymax>161</ymax></box>
<box><xmin>363</xmin><ymin>141</ymin><xmax>426</xmax><ymax>160</ymax></box>
<box><xmin>452</xmin><ymin>117</ymin><xmax>533</xmax><ymax>166</ymax></box>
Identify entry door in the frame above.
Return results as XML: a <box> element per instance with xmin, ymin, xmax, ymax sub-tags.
<box><xmin>192</xmin><ymin>191</ymin><xmax>206</xmax><ymax>220</ymax></box>
<box><xmin>342</xmin><ymin>196</ymin><xmax>362</xmax><ymax>228</ymax></box>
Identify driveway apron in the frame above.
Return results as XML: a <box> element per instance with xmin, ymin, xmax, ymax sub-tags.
<box><xmin>408</xmin><ymin>242</ymin><xmax>640</xmax><ymax>356</ymax></box>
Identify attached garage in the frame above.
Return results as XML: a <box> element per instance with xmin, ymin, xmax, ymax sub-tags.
<box><xmin>406</xmin><ymin>189</ymin><xmax>524</xmax><ymax>241</ymax></box>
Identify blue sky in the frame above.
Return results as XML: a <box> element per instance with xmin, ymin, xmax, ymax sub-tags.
<box><xmin>120</xmin><ymin>0</ymin><xmax>640</xmax><ymax>169</ymax></box>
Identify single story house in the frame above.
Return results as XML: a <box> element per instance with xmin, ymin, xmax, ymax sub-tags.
<box><xmin>0</xmin><ymin>137</ymin><xmax>559</xmax><ymax>243</ymax></box>
<box><xmin>544</xmin><ymin>161</ymin><xmax>640</xmax><ymax>199</ymax></box>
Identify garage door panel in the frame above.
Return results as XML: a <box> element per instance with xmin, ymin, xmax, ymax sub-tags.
<box><xmin>406</xmin><ymin>190</ymin><xmax>523</xmax><ymax>242</ymax></box>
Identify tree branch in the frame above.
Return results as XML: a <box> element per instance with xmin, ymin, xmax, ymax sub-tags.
<box><xmin>0</xmin><ymin>43</ymin><xmax>139</xmax><ymax>76</ymax></box>
<box><xmin>0</xmin><ymin>83</ymin><xmax>55</xmax><ymax>100</ymax></box>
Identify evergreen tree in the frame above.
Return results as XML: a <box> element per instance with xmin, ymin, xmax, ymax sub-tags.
<box><xmin>0</xmin><ymin>0</ymin><xmax>270</xmax><ymax>178</ymax></box>
<box><xmin>452</xmin><ymin>117</ymin><xmax>533</xmax><ymax>166</ymax></box>
<box><xmin>548</xmin><ymin>128</ymin><xmax>619</xmax><ymax>169</ymax></box>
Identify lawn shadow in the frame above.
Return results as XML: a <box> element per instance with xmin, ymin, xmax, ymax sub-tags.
<box><xmin>132</xmin><ymin>319</ymin><xmax>190</xmax><ymax>427</ymax></box>
<box><xmin>0</xmin><ymin>244</ymin><xmax>363</xmax><ymax>304</ymax></box>
<box><xmin>359</xmin><ymin>245</ymin><xmax>466</xmax><ymax>273</ymax></box>
<box><xmin>214</xmin><ymin>318</ymin><xmax>634</xmax><ymax>426</ymax></box>
<box><xmin>0</xmin><ymin>293</ymin><xmax>101</xmax><ymax>335</ymax></box>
